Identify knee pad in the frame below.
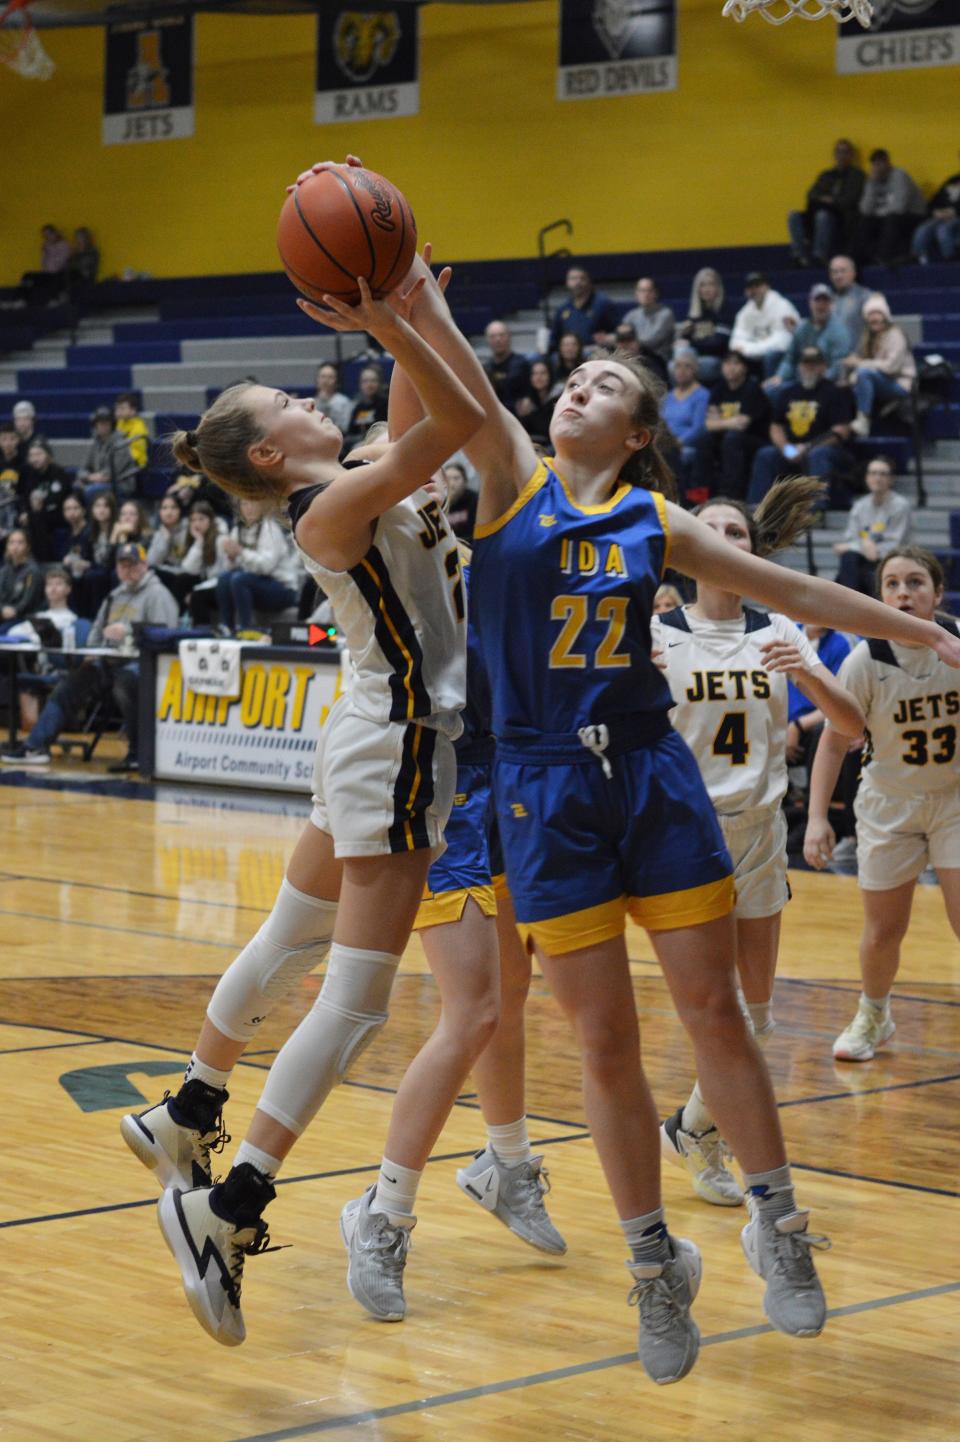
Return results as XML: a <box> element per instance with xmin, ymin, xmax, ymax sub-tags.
<box><xmin>255</xmin><ymin>943</ymin><xmax>400</xmax><ymax>1136</ymax></box>
<box><xmin>206</xmin><ymin>877</ymin><xmax>337</xmax><ymax>1042</ymax></box>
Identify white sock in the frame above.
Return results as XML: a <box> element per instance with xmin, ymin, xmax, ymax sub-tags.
<box><xmin>863</xmin><ymin>992</ymin><xmax>891</xmax><ymax>1012</ymax></box>
<box><xmin>233</xmin><ymin>1140</ymin><xmax>282</xmax><ymax>1181</ymax></box>
<box><xmin>746</xmin><ymin>999</ymin><xmax>775</xmax><ymax>1043</ymax></box>
<box><xmin>183</xmin><ymin>1052</ymin><xmax>232</xmax><ymax>1091</ymax></box>
<box><xmin>373</xmin><ymin>1158</ymin><xmax>421</xmax><ymax>1220</ymax></box>
<box><xmin>486</xmin><ymin>1117</ymin><xmax>532</xmax><ymax>1167</ymax></box>
<box><xmin>680</xmin><ymin>1083</ymin><xmax>714</xmax><ymax>1136</ymax></box>
<box><xmin>621</xmin><ymin>1206</ymin><xmax>670</xmax><ymax>1265</ymax></box>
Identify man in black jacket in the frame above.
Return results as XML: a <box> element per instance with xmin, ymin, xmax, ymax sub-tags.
<box><xmin>788</xmin><ymin>139</ymin><xmax>865</xmax><ymax>267</ymax></box>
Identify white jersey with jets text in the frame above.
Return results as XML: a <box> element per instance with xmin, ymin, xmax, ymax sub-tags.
<box><xmin>830</xmin><ymin>635</ymin><xmax>960</xmax><ymax>800</ymax></box>
<box><xmin>652</xmin><ymin>605</ymin><xmax>821</xmax><ymax>815</ymax></box>
<box><xmin>297</xmin><ymin>487</ymin><xmax>466</xmax><ymax>736</ymax></box>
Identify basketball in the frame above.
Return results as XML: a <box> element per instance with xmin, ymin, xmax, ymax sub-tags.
<box><xmin>276</xmin><ymin>163</ymin><xmax>417</xmax><ymax>306</ymax></box>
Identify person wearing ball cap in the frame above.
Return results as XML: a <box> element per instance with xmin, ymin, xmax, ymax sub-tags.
<box><xmin>394</xmin><ymin>188</ymin><xmax>960</xmax><ymax>1385</ymax></box>
<box><xmin>120</xmin><ymin>231</ymin><xmax>486</xmax><ymax>1349</ymax></box>
<box><xmin>1</xmin><ymin>536</ymin><xmax>177</xmax><ymax>772</ymax></box>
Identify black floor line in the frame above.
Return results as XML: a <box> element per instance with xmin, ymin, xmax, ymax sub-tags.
<box><xmin>780</xmin><ymin>1070</ymin><xmax>960</xmax><ymax>1108</ymax></box>
<box><xmin>226</xmin><ymin>1281</ymin><xmax>960</xmax><ymax>1442</ymax></box>
<box><xmin>0</xmin><ymin>869</ymin><xmax>270</xmax><ymax>915</ymax></box>
<box><xmin>780</xmin><ymin>977</ymin><xmax>960</xmax><ymax>1009</ymax></box>
<box><xmin>0</xmin><ymin>1037</ymin><xmax>111</xmax><ymax>1057</ymax></box>
<box><xmin>792</xmin><ymin>1162</ymin><xmax>960</xmax><ymax>1200</ymax></box>
<box><xmin>0</xmin><ymin>906</ymin><xmax>239</xmax><ymax>949</ymax></box>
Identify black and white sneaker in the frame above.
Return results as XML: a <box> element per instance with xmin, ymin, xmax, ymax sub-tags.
<box><xmin>0</xmin><ymin>743</ymin><xmax>50</xmax><ymax>764</ymax></box>
<box><xmin>121</xmin><ymin>1084</ymin><xmax>230</xmax><ymax>1191</ymax></box>
<box><xmin>157</xmin><ymin>1177</ymin><xmax>277</xmax><ymax>1346</ymax></box>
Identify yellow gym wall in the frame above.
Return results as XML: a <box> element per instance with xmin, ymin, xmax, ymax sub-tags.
<box><xmin>1</xmin><ymin>1</ymin><xmax>954</xmax><ymax>280</ymax></box>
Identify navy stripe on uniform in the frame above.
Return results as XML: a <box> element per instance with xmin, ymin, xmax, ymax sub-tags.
<box><xmin>349</xmin><ymin>545</ymin><xmax>432</xmax><ymax>722</ymax></box>
<box><xmin>389</xmin><ymin>723</ymin><xmax>437</xmax><ymax>852</ymax></box>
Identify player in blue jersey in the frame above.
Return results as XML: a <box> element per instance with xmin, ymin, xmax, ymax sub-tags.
<box><xmin>384</xmin><ymin>240</ymin><xmax>960</xmax><ymax>1387</ymax></box>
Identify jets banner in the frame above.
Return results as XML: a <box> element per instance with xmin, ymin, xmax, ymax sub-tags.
<box><xmin>102</xmin><ymin>16</ymin><xmax>194</xmax><ymax>145</ymax></box>
<box><xmin>837</xmin><ymin>0</ymin><xmax>960</xmax><ymax>73</ymax></box>
<box><xmin>558</xmin><ymin>0</ymin><xmax>677</xmax><ymax>101</ymax></box>
<box><xmin>315</xmin><ymin>5</ymin><xmax>420</xmax><ymax>125</ymax></box>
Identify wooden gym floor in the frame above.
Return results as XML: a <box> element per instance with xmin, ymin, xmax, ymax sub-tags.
<box><xmin>0</xmin><ymin>761</ymin><xmax>957</xmax><ymax>1442</ymax></box>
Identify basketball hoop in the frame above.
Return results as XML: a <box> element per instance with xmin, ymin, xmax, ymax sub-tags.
<box><xmin>722</xmin><ymin>0</ymin><xmax>874</xmax><ymax>24</ymax></box>
<box><xmin>0</xmin><ymin>0</ymin><xmax>55</xmax><ymax>80</ymax></box>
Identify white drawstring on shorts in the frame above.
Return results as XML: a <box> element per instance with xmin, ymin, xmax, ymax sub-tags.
<box><xmin>578</xmin><ymin>723</ymin><xmax>613</xmax><ymax>780</ymax></box>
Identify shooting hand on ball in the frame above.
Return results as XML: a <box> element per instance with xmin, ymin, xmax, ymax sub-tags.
<box><xmin>288</xmin><ymin>154</ymin><xmax>364</xmax><ymax>193</ymax></box>
<box><xmin>298</xmin><ymin>278</ymin><xmax>408</xmax><ymax>344</ymax></box>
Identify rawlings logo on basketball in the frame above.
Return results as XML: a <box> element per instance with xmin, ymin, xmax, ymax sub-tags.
<box><xmin>351</xmin><ymin>170</ymin><xmax>397</xmax><ymax>233</ymax></box>
<box><xmin>333</xmin><ymin>11</ymin><xmax>401</xmax><ymax>84</ymax></box>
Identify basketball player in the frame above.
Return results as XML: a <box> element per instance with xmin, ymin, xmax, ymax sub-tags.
<box><xmin>120</xmin><ymin>276</ymin><xmax>484</xmax><ymax>1346</ymax></box>
<box><xmin>804</xmin><ymin>546</ymin><xmax>960</xmax><ymax>1061</ymax></box>
<box><xmin>652</xmin><ymin>486</ymin><xmax>865</xmax><ymax>1207</ymax></box>
<box><xmin>383</xmin><ymin>240</ymin><xmax>960</xmax><ymax>1385</ymax></box>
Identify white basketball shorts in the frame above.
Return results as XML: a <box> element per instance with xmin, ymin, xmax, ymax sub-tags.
<box><xmin>855</xmin><ymin>783</ymin><xmax>960</xmax><ymax>891</ymax></box>
<box><xmin>719</xmin><ymin>805</ymin><xmax>789</xmax><ymax>921</ymax></box>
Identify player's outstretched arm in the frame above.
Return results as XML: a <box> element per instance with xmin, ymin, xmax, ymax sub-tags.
<box><xmin>762</xmin><ymin>639</ymin><xmax>864</xmax><ymax>740</ymax></box>
<box><xmin>667</xmin><ymin>503</ymin><xmax>960</xmax><ymax>666</ymax></box>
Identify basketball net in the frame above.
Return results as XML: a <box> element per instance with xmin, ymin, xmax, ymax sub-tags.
<box><xmin>722</xmin><ymin>0</ymin><xmax>874</xmax><ymax>23</ymax></box>
<box><xmin>0</xmin><ymin>0</ymin><xmax>55</xmax><ymax>79</ymax></box>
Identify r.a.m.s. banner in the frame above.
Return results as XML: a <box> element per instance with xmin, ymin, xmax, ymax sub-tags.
<box><xmin>315</xmin><ymin>4</ymin><xmax>420</xmax><ymax>125</ymax></box>
<box><xmin>102</xmin><ymin>16</ymin><xmax>194</xmax><ymax>146</ymax></box>
<box><xmin>837</xmin><ymin>0</ymin><xmax>960</xmax><ymax>73</ymax></box>
<box><xmin>558</xmin><ymin>0</ymin><xmax>677</xmax><ymax>101</ymax></box>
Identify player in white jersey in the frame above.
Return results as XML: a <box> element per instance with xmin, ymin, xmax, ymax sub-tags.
<box><xmin>120</xmin><ymin>273</ymin><xmax>485</xmax><ymax>1346</ymax></box>
<box><xmin>805</xmin><ymin>546</ymin><xmax>960</xmax><ymax>1061</ymax></box>
<box><xmin>652</xmin><ymin>482</ymin><xmax>865</xmax><ymax>1205</ymax></box>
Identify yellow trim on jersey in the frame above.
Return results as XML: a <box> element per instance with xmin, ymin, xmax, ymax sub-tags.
<box><xmin>627</xmin><ymin>875</ymin><xmax>735</xmax><ymax>933</ymax></box>
<box><xmin>473</xmin><ymin>461</ymin><xmax>550</xmax><ymax>539</ymax></box>
<box><xmin>554</xmin><ymin>466</ymin><xmax>632</xmax><ymax>516</ymax></box>
<box><xmin>414</xmin><ymin>884</ymin><xmax>498</xmax><ymax>931</ymax></box>
<box><xmin>491</xmin><ymin>871</ymin><xmax>510</xmax><ymax>903</ymax></box>
<box><xmin>358</xmin><ymin>555</ymin><xmax>417</xmax><ymax>720</ymax></box>
<box><xmin>517</xmin><ymin>895</ymin><xmax>627</xmax><ymax>955</ymax></box>
<box><xmin>652</xmin><ymin>490</ymin><xmax>671</xmax><ymax>576</ymax></box>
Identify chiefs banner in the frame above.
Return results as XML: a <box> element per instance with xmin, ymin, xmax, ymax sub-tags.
<box><xmin>315</xmin><ymin>5</ymin><xmax>420</xmax><ymax>125</ymax></box>
<box><xmin>837</xmin><ymin>0</ymin><xmax>960</xmax><ymax>73</ymax></box>
<box><xmin>102</xmin><ymin>16</ymin><xmax>194</xmax><ymax>146</ymax></box>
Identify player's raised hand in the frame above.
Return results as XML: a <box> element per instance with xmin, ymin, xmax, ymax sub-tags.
<box><xmin>759</xmin><ymin>637</ymin><xmax>811</xmax><ymax>676</ymax></box>
<box><xmin>287</xmin><ymin>155</ymin><xmax>364</xmax><ymax>193</ymax></box>
<box><xmin>298</xmin><ymin>279</ymin><xmax>401</xmax><ymax>340</ymax></box>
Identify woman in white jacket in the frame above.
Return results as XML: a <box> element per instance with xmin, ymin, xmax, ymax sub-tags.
<box><xmin>215</xmin><ymin>497</ymin><xmax>301</xmax><ymax>630</ymax></box>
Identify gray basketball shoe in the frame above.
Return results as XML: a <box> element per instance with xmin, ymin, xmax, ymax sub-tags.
<box><xmin>627</xmin><ymin>1236</ymin><xmax>702</xmax><ymax>1386</ymax></box>
<box><xmin>340</xmin><ymin>1185</ymin><xmax>415</xmax><ymax>1322</ymax></box>
<box><xmin>741</xmin><ymin>1201</ymin><xmax>830</xmax><ymax>1336</ymax></box>
<box><xmin>455</xmin><ymin>1147</ymin><xmax>567</xmax><ymax>1254</ymax></box>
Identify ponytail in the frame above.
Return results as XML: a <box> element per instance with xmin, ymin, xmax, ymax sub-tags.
<box><xmin>695</xmin><ymin>476</ymin><xmax>826</xmax><ymax>558</ymax></box>
<box><xmin>168</xmin><ymin>382</ymin><xmax>286</xmax><ymax>506</ymax></box>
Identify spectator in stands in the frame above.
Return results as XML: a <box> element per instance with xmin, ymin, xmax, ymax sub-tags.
<box><xmin>911</xmin><ymin>164</ymin><xmax>960</xmax><ymax>264</ymax></box>
<box><xmin>857</xmin><ymin>149</ymin><xmax>926</xmax><ymax>266</ymax></box>
<box><xmin>0</xmin><ymin>426</ymin><xmax>22</xmax><ymax>542</ymax></box>
<box><xmin>215</xmin><ymin>498</ymin><xmax>300</xmax><ymax>633</ymax></box>
<box><xmin>54</xmin><ymin>493</ymin><xmax>93</xmax><ymax>570</ymax></box>
<box><xmin>788</xmin><ymin>139</ymin><xmax>866</xmax><ymax>267</ymax></box>
<box><xmin>770</xmin><ymin>284</ymin><xmax>851</xmax><ymax>388</ymax></box>
<box><xmin>662</xmin><ymin>350</ymin><xmax>710</xmax><ymax>501</ymax></box>
<box><xmin>730</xmin><ymin>272</ymin><xmax>800</xmax><ymax>378</ymax></box>
<box><xmin>12</xmin><ymin>401</ymin><xmax>46</xmax><ymax>467</ymax></box>
<box><xmin>653</xmin><ymin>583</ymin><xmax>684</xmax><ymax>614</ymax></box>
<box><xmin>621</xmin><ymin>276</ymin><xmax>676</xmax><ymax>366</ymax></box>
<box><xmin>693</xmin><ymin>349</ymin><xmax>770</xmax><ymax>501</ymax></box>
<box><xmin>552</xmin><ymin>332</ymin><xmax>585</xmax><ymax>389</ymax></box>
<box><xmin>69</xmin><ymin>490</ymin><xmax>117</xmax><ymax>619</ymax></box>
<box><xmin>113</xmin><ymin>392</ymin><xmax>149</xmax><ymax>474</ymax></box>
<box><xmin>313</xmin><ymin>362</ymin><xmax>353</xmax><ymax>433</ymax></box>
<box><xmin>147</xmin><ymin>494</ymin><xmax>193</xmax><ymax>607</ymax></box>
<box><xmin>0</xmin><ymin>541</ymin><xmax>178</xmax><ymax>770</ymax></box>
<box><xmin>748</xmin><ymin>345</ymin><xmax>854</xmax><ymax>507</ymax></box>
<box><xmin>77</xmin><ymin>405</ymin><xmax>140</xmax><ymax>499</ymax></box>
<box><xmin>515</xmin><ymin>357</ymin><xmax>556</xmax><ymax>442</ymax></box>
<box><xmin>165</xmin><ymin>467</ymin><xmax>229</xmax><ymax>519</ymax></box>
<box><xmin>0</xmin><ymin>528</ymin><xmax>44</xmax><ymax>626</ymax></box>
<box><xmin>19</xmin><ymin>223</ymin><xmax>72</xmax><ymax>304</ymax></box>
<box><xmin>65</xmin><ymin>227</ymin><xmax>100</xmax><ymax>297</ymax></box>
<box><xmin>611</xmin><ymin>322</ymin><xmax>641</xmax><ymax>359</ymax></box>
<box><xmin>675</xmin><ymin>267</ymin><xmax>733</xmax><ymax>385</ymax></box>
<box><xmin>346</xmin><ymin>365</ymin><xmax>389</xmax><ymax>445</ymax></box>
<box><xmin>30</xmin><ymin>566</ymin><xmax>78</xmax><ymax>641</ymax></box>
<box><xmin>12</xmin><ymin>566</ymin><xmax>81</xmax><ymax>732</ymax></box>
<box><xmin>22</xmin><ymin>442</ymin><xmax>74</xmax><ymax>562</ymax></box>
<box><xmin>440</xmin><ymin>461</ymin><xmax>477</xmax><ymax>541</ymax></box>
<box><xmin>832</xmin><ymin>454</ymin><xmax>912</xmax><ymax>594</ymax></box>
<box><xmin>182</xmin><ymin>501</ymin><xmax>227</xmax><ymax>624</ymax></box>
<box><xmin>111</xmin><ymin>497</ymin><xmax>152</xmax><ymax>550</ymax></box>
<box><xmin>483</xmin><ymin>321</ymin><xmax>531</xmax><ymax>408</ymax></box>
<box><xmin>845</xmin><ymin>294</ymin><xmax>917</xmax><ymax>437</ymax></box>
<box><xmin>828</xmin><ymin>255</ymin><xmax>870</xmax><ymax>352</ymax></box>
<box><xmin>549</xmin><ymin>265</ymin><xmax>618</xmax><ymax>353</ymax></box>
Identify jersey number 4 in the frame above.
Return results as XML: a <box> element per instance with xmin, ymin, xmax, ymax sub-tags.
<box><xmin>548</xmin><ymin>596</ymin><xmax>630</xmax><ymax>669</ymax></box>
<box><xmin>713</xmin><ymin>711</ymin><xmax>749</xmax><ymax>766</ymax></box>
<box><xmin>901</xmin><ymin>725</ymin><xmax>956</xmax><ymax>766</ymax></box>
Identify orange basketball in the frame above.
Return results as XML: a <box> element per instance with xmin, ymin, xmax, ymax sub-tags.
<box><xmin>276</xmin><ymin>164</ymin><xmax>417</xmax><ymax>306</ymax></box>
